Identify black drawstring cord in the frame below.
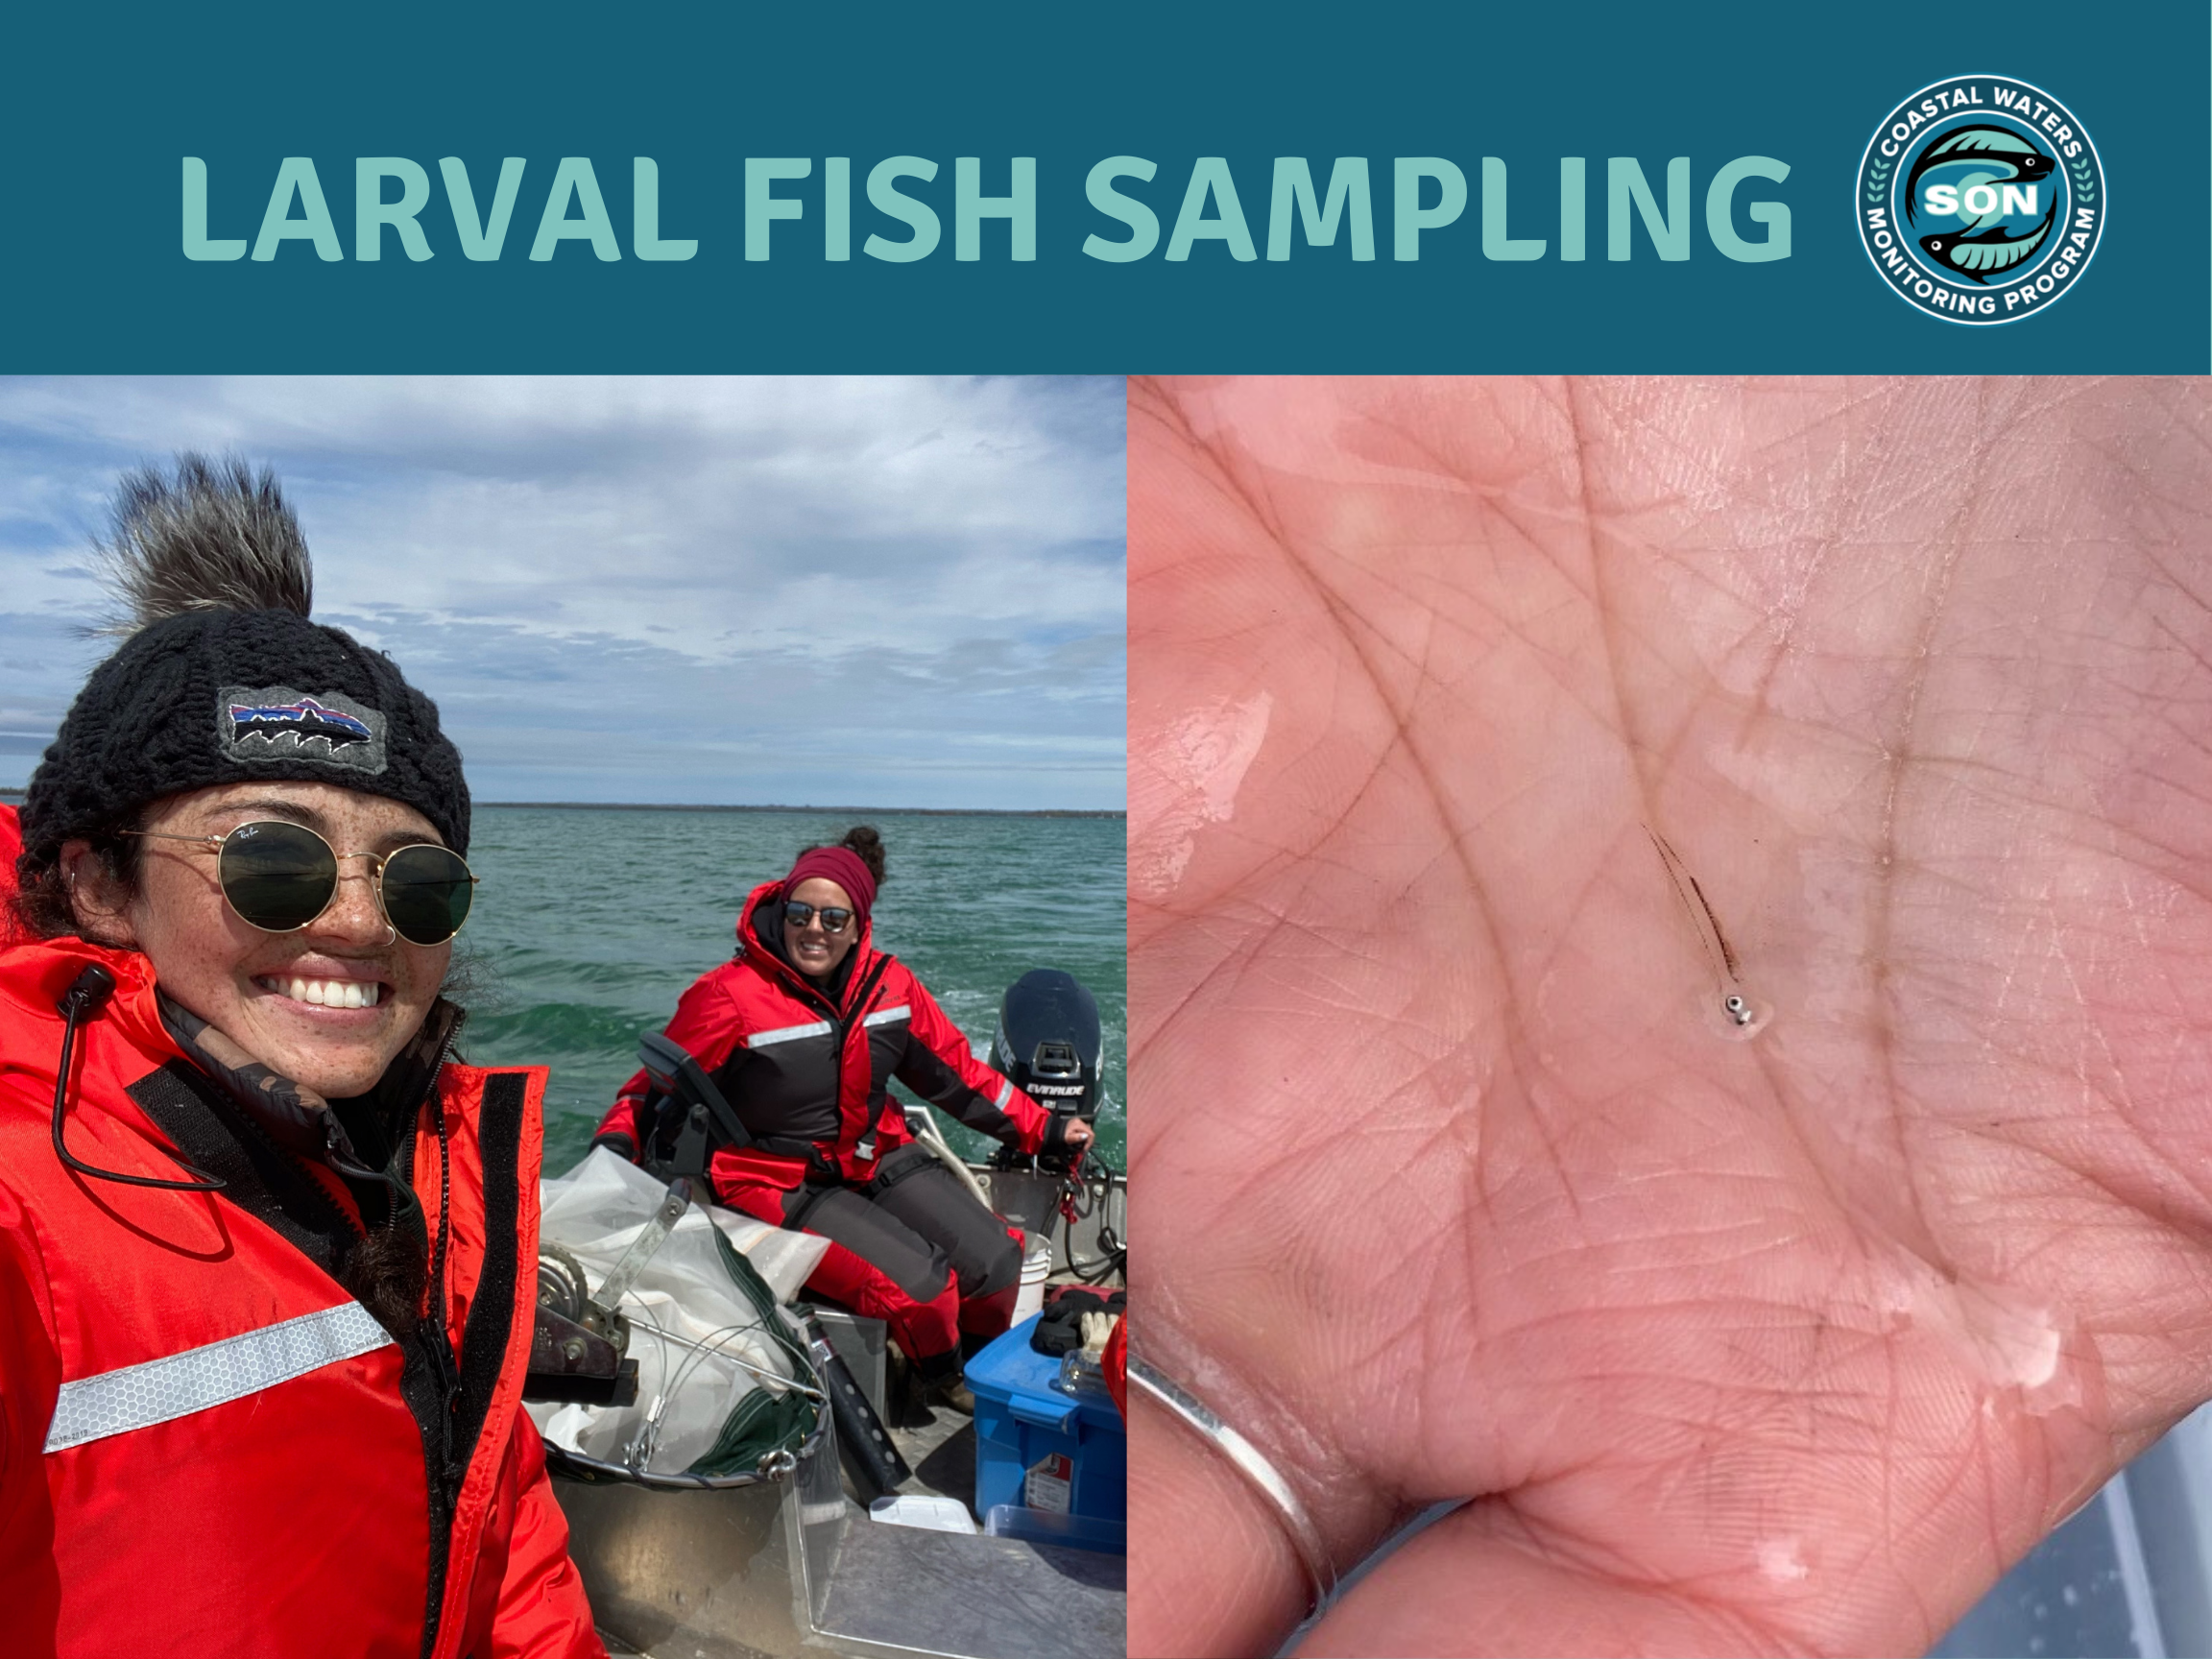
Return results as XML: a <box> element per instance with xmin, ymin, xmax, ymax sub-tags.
<box><xmin>50</xmin><ymin>965</ymin><xmax>227</xmax><ymax>1193</ymax></box>
<box><xmin>322</xmin><ymin>1117</ymin><xmax>411</xmax><ymax>1209</ymax></box>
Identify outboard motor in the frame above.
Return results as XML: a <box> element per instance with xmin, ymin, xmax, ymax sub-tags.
<box><xmin>987</xmin><ymin>969</ymin><xmax>1102</xmax><ymax>1172</ymax></box>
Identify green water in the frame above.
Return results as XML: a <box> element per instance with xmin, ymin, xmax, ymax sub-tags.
<box><xmin>453</xmin><ymin>806</ymin><xmax>1126</xmax><ymax>1173</ymax></box>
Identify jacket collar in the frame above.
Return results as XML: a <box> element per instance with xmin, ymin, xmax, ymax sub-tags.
<box><xmin>736</xmin><ymin>878</ymin><xmax>880</xmax><ymax>1016</ymax></box>
<box><xmin>2</xmin><ymin>933</ymin><xmax>456</xmax><ymax>1180</ymax></box>
<box><xmin>157</xmin><ymin>991</ymin><xmax>463</xmax><ymax>1175</ymax></box>
<box><xmin>0</xmin><ymin>937</ymin><xmax>179</xmax><ymax>1061</ymax></box>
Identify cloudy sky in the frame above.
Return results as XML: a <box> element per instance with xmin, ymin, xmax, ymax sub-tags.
<box><xmin>0</xmin><ymin>377</ymin><xmax>1125</xmax><ymax>809</ymax></box>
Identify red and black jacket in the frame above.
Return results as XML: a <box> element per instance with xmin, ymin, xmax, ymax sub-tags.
<box><xmin>0</xmin><ymin>934</ymin><xmax>601</xmax><ymax>1657</ymax></box>
<box><xmin>595</xmin><ymin>879</ymin><xmax>1065</xmax><ymax>1191</ymax></box>
<box><xmin>0</xmin><ymin>805</ymin><xmax>26</xmax><ymax>950</ymax></box>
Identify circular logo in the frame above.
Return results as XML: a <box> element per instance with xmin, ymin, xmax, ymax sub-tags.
<box><xmin>1857</xmin><ymin>75</ymin><xmax>2104</xmax><ymax>325</ymax></box>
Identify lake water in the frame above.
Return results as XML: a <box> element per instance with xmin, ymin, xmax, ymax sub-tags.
<box><xmin>454</xmin><ymin>805</ymin><xmax>1127</xmax><ymax>1172</ymax></box>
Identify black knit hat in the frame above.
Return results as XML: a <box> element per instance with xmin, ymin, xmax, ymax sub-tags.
<box><xmin>16</xmin><ymin>457</ymin><xmax>469</xmax><ymax>875</ymax></box>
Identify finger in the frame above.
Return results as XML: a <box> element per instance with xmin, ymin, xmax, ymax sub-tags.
<box><xmin>1131</xmin><ymin>1384</ymin><xmax>1311</xmax><ymax>1657</ymax></box>
<box><xmin>1299</xmin><ymin>1502</ymin><xmax>1815</xmax><ymax>1659</ymax></box>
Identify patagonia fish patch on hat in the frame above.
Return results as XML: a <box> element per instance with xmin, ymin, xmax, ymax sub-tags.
<box><xmin>219</xmin><ymin>685</ymin><xmax>389</xmax><ymax>775</ymax></box>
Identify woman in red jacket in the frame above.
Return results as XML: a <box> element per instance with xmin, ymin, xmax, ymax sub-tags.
<box><xmin>593</xmin><ymin>829</ymin><xmax>1094</xmax><ymax>1408</ymax></box>
<box><xmin>0</xmin><ymin>457</ymin><xmax>601</xmax><ymax>1657</ymax></box>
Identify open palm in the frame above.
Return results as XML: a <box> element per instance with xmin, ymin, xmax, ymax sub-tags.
<box><xmin>1128</xmin><ymin>376</ymin><xmax>2212</xmax><ymax>1657</ymax></box>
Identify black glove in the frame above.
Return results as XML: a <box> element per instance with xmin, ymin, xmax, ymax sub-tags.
<box><xmin>1042</xmin><ymin>1114</ymin><xmax>1092</xmax><ymax>1152</ymax></box>
<box><xmin>1030</xmin><ymin>1288</ymin><xmax>1126</xmax><ymax>1355</ymax></box>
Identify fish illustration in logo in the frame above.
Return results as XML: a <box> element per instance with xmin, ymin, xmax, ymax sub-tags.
<box><xmin>217</xmin><ymin>684</ymin><xmax>388</xmax><ymax>775</ymax></box>
<box><xmin>1919</xmin><ymin>197</ymin><xmax>2058</xmax><ymax>283</ymax></box>
<box><xmin>228</xmin><ymin>694</ymin><xmax>374</xmax><ymax>750</ymax></box>
<box><xmin>1905</xmin><ymin>125</ymin><xmax>2055</xmax><ymax>228</ymax></box>
<box><xmin>1858</xmin><ymin>77</ymin><xmax>2104</xmax><ymax>325</ymax></box>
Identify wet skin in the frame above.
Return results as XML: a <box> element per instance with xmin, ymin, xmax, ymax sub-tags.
<box><xmin>1129</xmin><ymin>378</ymin><xmax>2212</xmax><ymax>1656</ymax></box>
<box><xmin>64</xmin><ymin>781</ymin><xmax>453</xmax><ymax>1099</ymax></box>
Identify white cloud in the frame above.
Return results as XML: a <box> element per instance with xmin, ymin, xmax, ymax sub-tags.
<box><xmin>0</xmin><ymin>376</ymin><xmax>1126</xmax><ymax>807</ymax></box>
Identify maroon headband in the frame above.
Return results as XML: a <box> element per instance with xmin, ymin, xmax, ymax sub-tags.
<box><xmin>784</xmin><ymin>846</ymin><xmax>877</xmax><ymax>928</ymax></box>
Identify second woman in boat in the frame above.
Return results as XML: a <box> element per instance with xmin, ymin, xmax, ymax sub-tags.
<box><xmin>591</xmin><ymin>828</ymin><xmax>1092</xmax><ymax>1408</ymax></box>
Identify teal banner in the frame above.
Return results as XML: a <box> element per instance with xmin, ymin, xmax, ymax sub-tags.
<box><xmin>1</xmin><ymin>1</ymin><xmax>2200</xmax><ymax>369</ymax></box>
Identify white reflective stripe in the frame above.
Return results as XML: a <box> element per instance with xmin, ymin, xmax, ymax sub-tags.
<box><xmin>862</xmin><ymin>1005</ymin><xmax>911</xmax><ymax>1028</ymax></box>
<box><xmin>748</xmin><ymin>1019</ymin><xmax>833</xmax><ymax>1048</ymax></box>
<box><xmin>995</xmin><ymin>1078</ymin><xmax>1014</xmax><ymax>1109</ymax></box>
<box><xmin>44</xmin><ymin>1301</ymin><xmax>394</xmax><ymax>1454</ymax></box>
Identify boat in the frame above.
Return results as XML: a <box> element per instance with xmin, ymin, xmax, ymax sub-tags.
<box><xmin>526</xmin><ymin>969</ymin><xmax>1129</xmax><ymax>1659</ymax></box>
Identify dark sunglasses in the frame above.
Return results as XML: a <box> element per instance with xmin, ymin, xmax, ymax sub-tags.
<box><xmin>783</xmin><ymin>901</ymin><xmax>854</xmax><ymax>935</ymax></box>
<box><xmin>124</xmin><ymin>820</ymin><xmax>477</xmax><ymax>946</ymax></box>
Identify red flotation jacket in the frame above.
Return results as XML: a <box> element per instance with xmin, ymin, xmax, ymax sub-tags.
<box><xmin>0</xmin><ymin>931</ymin><xmax>602</xmax><ymax>1658</ymax></box>
<box><xmin>592</xmin><ymin>879</ymin><xmax>1063</xmax><ymax>1192</ymax></box>
<box><xmin>1</xmin><ymin>804</ymin><xmax>25</xmax><ymax>950</ymax></box>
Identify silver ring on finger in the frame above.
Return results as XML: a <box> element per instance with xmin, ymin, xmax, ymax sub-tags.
<box><xmin>1127</xmin><ymin>1351</ymin><xmax>1338</xmax><ymax>1619</ymax></box>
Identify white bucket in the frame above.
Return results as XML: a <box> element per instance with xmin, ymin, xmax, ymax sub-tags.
<box><xmin>1012</xmin><ymin>1236</ymin><xmax>1053</xmax><ymax>1324</ymax></box>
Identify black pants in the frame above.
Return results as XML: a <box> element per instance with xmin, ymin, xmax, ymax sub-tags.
<box><xmin>778</xmin><ymin>1142</ymin><xmax>1023</xmax><ymax>1375</ymax></box>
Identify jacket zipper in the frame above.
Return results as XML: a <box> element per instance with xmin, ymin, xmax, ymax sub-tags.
<box><xmin>416</xmin><ymin>1027</ymin><xmax>463</xmax><ymax>1659</ymax></box>
<box><xmin>833</xmin><ymin>957</ymin><xmax>897</xmax><ymax>1166</ymax></box>
<box><xmin>757</xmin><ymin>934</ymin><xmax>869</xmax><ymax>1163</ymax></box>
<box><xmin>425</xmin><ymin>1089</ymin><xmax>461</xmax><ymax>1498</ymax></box>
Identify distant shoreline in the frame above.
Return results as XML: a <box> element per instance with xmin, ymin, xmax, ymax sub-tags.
<box><xmin>0</xmin><ymin>786</ymin><xmax>1120</xmax><ymax>819</ymax></box>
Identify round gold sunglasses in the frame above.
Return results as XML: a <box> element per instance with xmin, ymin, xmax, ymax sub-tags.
<box><xmin>124</xmin><ymin>819</ymin><xmax>477</xmax><ymax>945</ymax></box>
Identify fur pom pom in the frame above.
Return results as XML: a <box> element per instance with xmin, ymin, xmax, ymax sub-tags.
<box><xmin>92</xmin><ymin>452</ymin><xmax>312</xmax><ymax>635</ymax></box>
